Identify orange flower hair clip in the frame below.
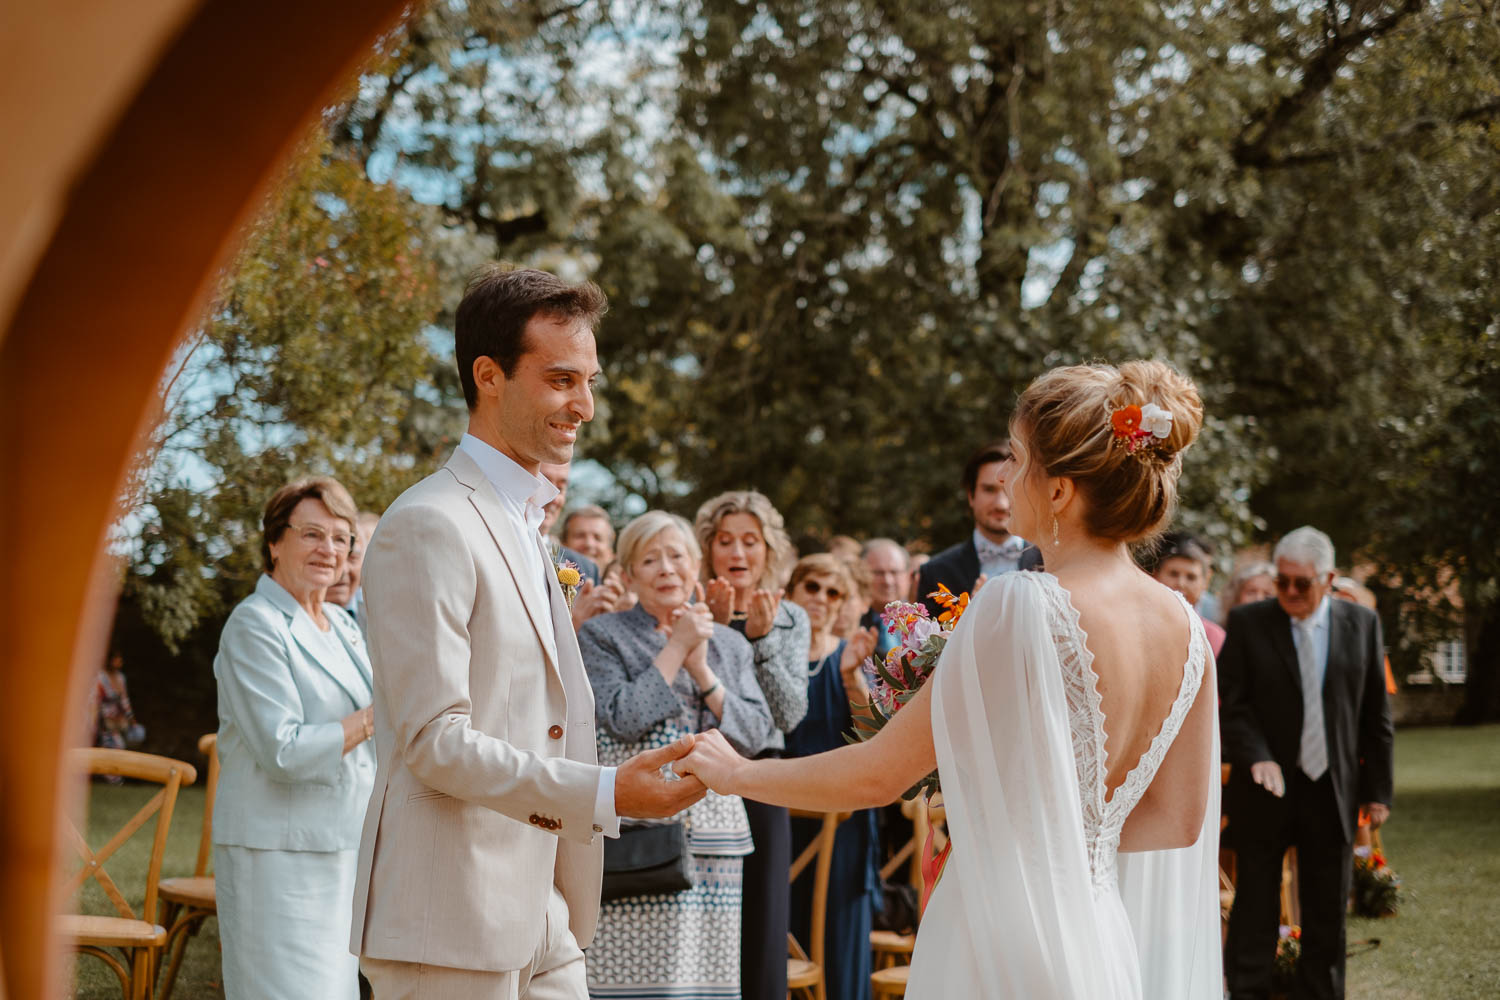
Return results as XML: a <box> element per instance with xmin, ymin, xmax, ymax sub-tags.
<box><xmin>1109</xmin><ymin>402</ymin><xmax>1173</xmax><ymax>458</ymax></box>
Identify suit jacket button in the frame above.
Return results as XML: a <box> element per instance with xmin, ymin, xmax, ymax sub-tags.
<box><xmin>593</xmin><ymin>824</ymin><xmax>604</xmax><ymax>833</ymax></box>
<box><xmin>548</xmin><ymin>725</ymin><xmax>564</xmax><ymax>740</ymax></box>
<box><xmin>529</xmin><ymin>813</ymin><xmax>542</xmax><ymax>826</ymax></box>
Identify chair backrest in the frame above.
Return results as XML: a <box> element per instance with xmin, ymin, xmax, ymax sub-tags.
<box><xmin>788</xmin><ymin>809</ymin><xmax>848</xmax><ymax>1000</ymax></box>
<box><xmin>879</xmin><ymin>797</ymin><xmax>932</xmax><ymax>888</ymax></box>
<box><xmin>191</xmin><ymin>733</ymin><xmax>219</xmax><ymax>878</ymax></box>
<box><xmin>65</xmin><ymin>748</ymin><xmax>197</xmax><ymax>927</ymax></box>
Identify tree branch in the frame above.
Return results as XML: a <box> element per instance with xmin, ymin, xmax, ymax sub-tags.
<box><xmin>1245</xmin><ymin>97</ymin><xmax>1500</xmax><ymax>169</ymax></box>
<box><xmin>1232</xmin><ymin>0</ymin><xmax>1423</xmax><ymax>167</ymax></box>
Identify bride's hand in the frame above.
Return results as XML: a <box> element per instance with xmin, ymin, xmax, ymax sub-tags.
<box><xmin>672</xmin><ymin>729</ymin><xmax>745</xmax><ymax>794</ymax></box>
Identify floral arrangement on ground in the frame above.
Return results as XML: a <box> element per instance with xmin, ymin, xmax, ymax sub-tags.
<box><xmin>1351</xmin><ymin>844</ymin><xmax>1402</xmax><ymax>917</ymax></box>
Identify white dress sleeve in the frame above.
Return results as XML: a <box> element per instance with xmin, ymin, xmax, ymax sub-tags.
<box><xmin>920</xmin><ymin>573</ymin><xmax>1117</xmax><ymax>998</ymax></box>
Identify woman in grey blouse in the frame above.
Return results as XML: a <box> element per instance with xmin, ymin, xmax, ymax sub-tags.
<box><xmin>694</xmin><ymin>490</ymin><xmax>812</xmax><ymax>1000</ymax></box>
<box><xmin>577</xmin><ymin>510</ymin><xmax>773</xmax><ymax>998</ymax></box>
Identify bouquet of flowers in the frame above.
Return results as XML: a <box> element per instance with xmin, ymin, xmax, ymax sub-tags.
<box><xmin>846</xmin><ymin>584</ymin><xmax>972</xmax><ymax>800</ymax></box>
<box><xmin>1272</xmin><ymin>925</ymin><xmax>1302</xmax><ymax>995</ymax></box>
<box><xmin>1351</xmin><ymin>845</ymin><xmax>1402</xmax><ymax>917</ymax></box>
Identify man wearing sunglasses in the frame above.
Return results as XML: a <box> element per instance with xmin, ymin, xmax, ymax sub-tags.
<box><xmin>1219</xmin><ymin>526</ymin><xmax>1395</xmax><ymax>1000</ymax></box>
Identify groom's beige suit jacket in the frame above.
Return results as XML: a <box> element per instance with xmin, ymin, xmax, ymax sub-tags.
<box><xmin>349</xmin><ymin>449</ymin><xmax>604</xmax><ymax>972</ymax></box>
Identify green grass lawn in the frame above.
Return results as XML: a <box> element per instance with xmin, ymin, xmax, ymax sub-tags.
<box><xmin>69</xmin><ymin>726</ymin><xmax>1500</xmax><ymax>997</ymax></box>
<box><xmin>1345</xmin><ymin>725</ymin><xmax>1500</xmax><ymax>999</ymax></box>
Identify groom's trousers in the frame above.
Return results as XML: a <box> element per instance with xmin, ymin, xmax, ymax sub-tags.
<box><xmin>360</xmin><ymin>886</ymin><xmax>588</xmax><ymax>1000</ymax></box>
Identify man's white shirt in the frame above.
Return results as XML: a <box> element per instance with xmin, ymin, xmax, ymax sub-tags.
<box><xmin>457</xmin><ymin>434</ymin><xmax>619</xmax><ymax>839</ymax></box>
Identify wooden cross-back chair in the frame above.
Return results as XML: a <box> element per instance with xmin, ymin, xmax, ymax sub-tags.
<box><xmin>869</xmin><ymin>797</ymin><xmax>946</xmax><ymax>998</ymax></box>
<box><xmin>62</xmin><ymin>748</ymin><xmax>197</xmax><ymax>1000</ymax></box>
<box><xmin>787</xmin><ymin>809</ymin><xmax>848</xmax><ymax>1000</ymax></box>
<box><xmin>155</xmin><ymin>734</ymin><xmax>219</xmax><ymax>1000</ymax></box>
<box><xmin>870</xmin><ymin>797</ymin><xmax>933</xmax><ymax>974</ymax></box>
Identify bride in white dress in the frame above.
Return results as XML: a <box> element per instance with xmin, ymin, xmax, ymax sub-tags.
<box><xmin>677</xmin><ymin>361</ymin><xmax>1223</xmax><ymax>999</ymax></box>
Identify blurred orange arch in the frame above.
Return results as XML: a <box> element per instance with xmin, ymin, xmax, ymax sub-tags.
<box><xmin>0</xmin><ymin>2</ymin><xmax>410</xmax><ymax>995</ymax></box>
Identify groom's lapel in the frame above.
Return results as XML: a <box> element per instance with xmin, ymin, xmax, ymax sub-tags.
<box><xmin>445</xmin><ymin>450</ymin><xmax>560</xmax><ymax>670</ymax></box>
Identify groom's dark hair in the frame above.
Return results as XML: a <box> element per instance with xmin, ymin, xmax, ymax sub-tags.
<box><xmin>455</xmin><ymin>264</ymin><xmax>608</xmax><ymax>410</ymax></box>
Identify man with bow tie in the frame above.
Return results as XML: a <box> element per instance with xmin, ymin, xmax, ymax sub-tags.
<box><xmin>915</xmin><ymin>441</ymin><xmax>1041</xmax><ymax>617</ymax></box>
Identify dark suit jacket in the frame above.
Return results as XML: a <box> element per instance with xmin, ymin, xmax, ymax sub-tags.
<box><xmin>915</xmin><ymin>535</ymin><xmax>1044</xmax><ymax>616</ymax></box>
<box><xmin>1218</xmin><ymin>597</ymin><xmax>1394</xmax><ymax>843</ymax></box>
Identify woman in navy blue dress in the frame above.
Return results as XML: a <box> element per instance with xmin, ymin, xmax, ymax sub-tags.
<box><xmin>785</xmin><ymin>553</ymin><xmax>881</xmax><ymax>1000</ymax></box>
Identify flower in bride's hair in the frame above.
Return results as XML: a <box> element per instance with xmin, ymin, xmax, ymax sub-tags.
<box><xmin>1111</xmin><ymin>404</ymin><xmax>1143</xmax><ymax>440</ymax></box>
<box><xmin>1139</xmin><ymin>402</ymin><xmax>1174</xmax><ymax>439</ymax></box>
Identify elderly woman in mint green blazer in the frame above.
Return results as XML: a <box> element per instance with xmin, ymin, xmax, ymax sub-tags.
<box><xmin>213</xmin><ymin>477</ymin><xmax>376</xmax><ymax>1000</ymax></box>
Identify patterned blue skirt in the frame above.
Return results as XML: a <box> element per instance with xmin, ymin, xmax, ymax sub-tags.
<box><xmin>588</xmin><ymin>719</ymin><xmax>751</xmax><ymax>1000</ymax></box>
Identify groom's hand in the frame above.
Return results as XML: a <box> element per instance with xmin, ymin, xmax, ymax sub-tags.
<box><xmin>615</xmin><ymin>734</ymin><xmax>708</xmax><ymax>819</ymax></box>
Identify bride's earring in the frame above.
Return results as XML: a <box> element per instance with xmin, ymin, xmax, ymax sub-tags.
<box><xmin>1052</xmin><ymin>515</ymin><xmax>1061</xmax><ymax>548</ymax></box>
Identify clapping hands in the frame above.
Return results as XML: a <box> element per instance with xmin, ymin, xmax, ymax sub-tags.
<box><xmin>840</xmin><ymin>626</ymin><xmax>879</xmax><ymax>700</ymax></box>
<box><xmin>704</xmin><ymin>578</ymin><xmax>784</xmax><ymax>640</ymax></box>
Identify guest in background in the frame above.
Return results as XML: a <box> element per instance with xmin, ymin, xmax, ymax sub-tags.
<box><xmin>694</xmin><ymin>490</ymin><xmax>812</xmax><ymax>1000</ymax></box>
<box><xmin>1223</xmin><ymin>561</ymin><xmax>1277</xmax><ymax>618</ymax></box>
<box><xmin>786</xmin><ymin>554</ymin><xmax>880</xmax><ymax>1000</ymax></box>
<box><xmin>539</xmin><ymin>459</ymin><xmax>600</xmax><ymax>584</ymax></box>
<box><xmin>561</xmin><ymin>503</ymin><xmax>616</xmax><ymax>567</ymax></box>
<box><xmin>1220</xmin><ymin>527</ymin><xmax>1394</xmax><ymax>1000</ymax></box>
<box><xmin>213</xmin><ymin>477</ymin><xmax>375</xmax><ymax>1000</ymax></box>
<box><xmin>860</xmin><ymin>539</ymin><xmax>911</xmax><ymax>660</ymax></box>
<box><xmin>579</xmin><ymin>511</ymin><xmax>774</xmax><ymax>999</ymax></box>
<box><xmin>827</xmin><ymin>534</ymin><xmax>862</xmax><ymax>561</ymax></box>
<box><xmin>1152</xmin><ymin>532</ymin><xmax>1227</xmax><ymax>656</ymax></box>
<box><xmin>325</xmin><ymin>510</ymin><xmax>376</xmax><ymax>613</ymax></box>
<box><xmin>836</xmin><ymin>555</ymin><xmax>873</xmax><ymax>639</ymax></box>
<box><xmin>92</xmin><ymin>652</ymin><xmax>142</xmax><ymax>752</ymax></box>
<box><xmin>915</xmin><ymin>441</ymin><xmax>1041</xmax><ymax>616</ymax></box>
<box><xmin>906</xmin><ymin>552</ymin><xmax>931</xmax><ymax>603</ymax></box>
<box><xmin>1331</xmin><ymin>577</ymin><xmax>1398</xmax><ymax>697</ymax></box>
<box><xmin>91</xmin><ymin>652</ymin><xmax>144</xmax><ymax>783</ymax></box>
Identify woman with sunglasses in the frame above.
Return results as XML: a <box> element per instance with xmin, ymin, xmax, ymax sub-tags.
<box><xmin>785</xmin><ymin>553</ymin><xmax>880</xmax><ymax>1000</ymax></box>
<box><xmin>212</xmin><ymin>477</ymin><xmax>376</xmax><ymax>1000</ymax></box>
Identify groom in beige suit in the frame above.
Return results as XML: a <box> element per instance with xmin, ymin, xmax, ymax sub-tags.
<box><xmin>351</xmin><ymin>266</ymin><xmax>706</xmax><ymax>998</ymax></box>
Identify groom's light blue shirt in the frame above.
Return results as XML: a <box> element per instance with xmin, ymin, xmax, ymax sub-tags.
<box><xmin>458</xmin><ymin>434</ymin><xmax>620</xmax><ymax>839</ymax></box>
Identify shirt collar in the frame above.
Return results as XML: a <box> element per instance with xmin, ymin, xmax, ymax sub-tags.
<box><xmin>457</xmin><ymin>433</ymin><xmax>558</xmax><ymax>513</ymax></box>
<box><xmin>1292</xmin><ymin>595</ymin><xmax>1332</xmax><ymax>631</ymax></box>
<box><xmin>974</xmin><ymin>529</ymin><xmax>1026</xmax><ymax>559</ymax></box>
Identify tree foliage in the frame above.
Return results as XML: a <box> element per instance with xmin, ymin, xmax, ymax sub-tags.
<box><xmin>119</xmin><ymin>0</ymin><xmax>1500</xmax><ymax>722</ymax></box>
<box><xmin>121</xmin><ymin>139</ymin><xmax>453</xmax><ymax>652</ymax></box>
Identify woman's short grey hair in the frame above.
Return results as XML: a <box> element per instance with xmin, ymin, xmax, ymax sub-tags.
<box><xmin>616</xmin><ymin>510</ymin><xmax>701</xmax><ymax>574</ymax></box>
<box><xmin>1223</xmin><ymin>561</ymin><xmax>1275</xmax><ymax>610</ymax></box>
<box><xmin>692</xmin><ymin>490</ymin><xmax>796</xmax><ymax>589</ymax></box>
<box><xmin>1273</xmin><ymin>526</ymin><xmax>1336</xmax><ymax>575</ymax></box>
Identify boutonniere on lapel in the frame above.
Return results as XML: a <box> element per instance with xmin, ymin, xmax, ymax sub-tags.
<box><xmin>555</xmin><ymin>558</ymin><xmax>582</xmax><ymax>610</ymax></box>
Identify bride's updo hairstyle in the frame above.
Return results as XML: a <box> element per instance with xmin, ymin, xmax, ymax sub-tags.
<box><xmin>1011</xmin><ymin>361</ymin><xmax>1203</xmax><ymax>545</ymax></box>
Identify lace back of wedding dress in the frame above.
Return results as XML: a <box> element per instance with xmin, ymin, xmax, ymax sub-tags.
<box><xmin>1036</xmin><ymin>575</ymin><xmax>1208</xmax><ymax>891</ymax></box>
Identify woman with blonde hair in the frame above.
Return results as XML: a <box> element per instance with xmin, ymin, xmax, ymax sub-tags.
<box><xmin>679</xmin><ymin>361</ymin><xmax>1222</xmax><ymax>999</ymax></box>
<box><xmin>694</xmin><ymin>490</ymin><xmax>811</xmax><ymax>1000</ymax></box>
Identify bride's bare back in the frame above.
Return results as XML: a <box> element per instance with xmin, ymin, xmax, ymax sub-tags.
<box><xmin>1059</xmin><ymin>561</ymin><xmax>1215</xmax><ymax>850</ymax></box>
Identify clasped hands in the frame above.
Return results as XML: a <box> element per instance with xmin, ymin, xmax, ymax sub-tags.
<box><xmin>704</xmin><ymin>577</ymin><xmax>782</xmax><ymax>639</ymax></box>
<box><xmin>1248</xmin><ymin>760</ymin><xmax>1390</xmax><ymax>827</ymax></box>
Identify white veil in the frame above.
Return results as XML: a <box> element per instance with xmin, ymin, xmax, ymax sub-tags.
<box><xmin>920</xmin><ymin>573</ymin><xmax>1117</xmax><ymax>997</ymax></box>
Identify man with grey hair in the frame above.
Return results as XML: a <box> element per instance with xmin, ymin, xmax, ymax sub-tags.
<box><xmin>1220</xmin><ymin>526</ymin><xmax>1394</xmax><ymax>1000</ymax></box>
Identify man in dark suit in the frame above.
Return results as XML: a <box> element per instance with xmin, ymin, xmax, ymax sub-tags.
<box><xmin>1220</xmin><ymin>526</ymin><xmax>1395</xmax><ymax>1000</ymax></box>
<box><xmin>915</xmin><ymin>441</ymin><xmax>1042</xmax><ymax>616</ymax></box>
